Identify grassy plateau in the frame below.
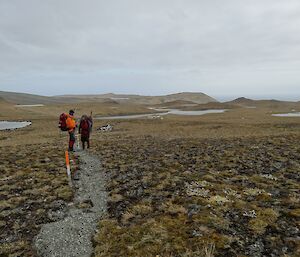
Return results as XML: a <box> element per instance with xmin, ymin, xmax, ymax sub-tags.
<box><xmin>0</xmin><ymin>99</ymin><xmax>299</xmax><ymax>256</ymax></box>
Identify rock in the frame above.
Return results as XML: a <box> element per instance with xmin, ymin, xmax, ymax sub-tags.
<box><xmin>50</xmin><ymin>200</ymin><xmax>67</xmax><ymax>210</ymax></box>
<box><xmin>97</xmin><ymin>124</ymin><xmax>113</xmax><ymax>132</ymax></box>
<box><xmin>78</xmin><ymin>200</ymin><xmax>94</xmax><ymax>209</ymax></box>
<box><xmin>246</xmin><ymin>240</ymin><xmax>264</xmax><ymax>257</ymax></box>
<box><xmin>47</xmin><ymin>209</ymin><xmax>67</xmax><ymax>222</ymax></box>
<box><xmin>41</xmin><ymin>157</ymin><xmax>51</xmax><ymax>163</ymax></box>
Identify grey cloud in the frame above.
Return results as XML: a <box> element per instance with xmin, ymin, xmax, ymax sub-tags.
<box><xmin>0</xmin><ymin>0</ymin><xmax>300</xmax><ymax>98</ymax></box>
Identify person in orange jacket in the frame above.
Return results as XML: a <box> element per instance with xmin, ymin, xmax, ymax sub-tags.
<box><xmin>66</xmin><ymin>109</ymin><xmax>76</xmax><ymax>151</ymax></box>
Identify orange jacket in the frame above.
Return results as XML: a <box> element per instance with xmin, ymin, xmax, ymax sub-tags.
<box><xmin>66</xmin><ymin>114</ymin><xmax>76</xmax><ymax>131</ymax></box>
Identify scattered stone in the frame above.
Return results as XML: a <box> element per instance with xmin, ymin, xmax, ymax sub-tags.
<box><xmin>209</xmin><ymin>195</ymin><xmax>230</xmax><ymax>205</ymax></box>
<box><xmin>243</xmin><ymin>210</ymin><xmax>257</xmax><ymax>218</ymax></box>
<box><xmin>246</xmin><ymin>240</ymin><xmax>264</xmax><ymax>257</ymax></box>
<box><xmin>185</xmin><ymin>182</ymin><xmax>210</xmax><ymax>197</ymax></box>
<box><xmin>243</xmin><ymin>188</ymin><xmax>265</xmax><ymax>196</ymax></box>
<box><xmin>34</xmin><ymin>151</ymin><xmax>107</xmax><ymax>257</ymax></box>
<box><xmin>48</xmin><ymin>209</ymin><xmax>67</xmax><ymax>222</ymax></box>
<box><xmin>97</xmin><ymin>124</ymin><xmax>113</xmax><ymax>132</ymax></box>
<box><xmin>260</xmin><ymin>174</ymin><xmax>278</xmax><ymax>181</ymax></box>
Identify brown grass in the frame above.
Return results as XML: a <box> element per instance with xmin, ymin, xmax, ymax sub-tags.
<box><xmin>89</xmin><ymin>105</ymin><xmax>300</xmax><ymax>256</ymax></box>
<box><xmin>1</xmin><ymin>101</ymin><xmax>300</xmax><ymax>256</ymax></box>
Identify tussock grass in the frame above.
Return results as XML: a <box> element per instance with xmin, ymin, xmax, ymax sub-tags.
<box><xmin>1</xmin><ymin>101</ymin><xmax>300</xmax><ymax>256</ymax></box>
<box><xmin>92</xmin><ymin>133</ymin><xmax>300</xmax><ymax>256</ymax></box>
<box><xmin>0</xmin><ymin>143</ymin><xmax>73</xmax><ymax>256</ymax></box>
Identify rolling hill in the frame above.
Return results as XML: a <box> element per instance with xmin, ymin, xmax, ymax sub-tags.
<box><xmin>0</xmin><ymin>91</ymin><xmax>217</xmax><ymax>105</ymax></box>
<box><xmin>226</xmin><ymin>97</ymin><xmax>300</xmax><ymax>109</ymax></box>
<box><xmin>0</xmin><ymin>91</ymin><xmax>61</xmax><ymax>105</ymax></box>
<box><xmin>55</xmin><ymin>92</ymin><xmax>217</xmax><ymax>105</ymax></box>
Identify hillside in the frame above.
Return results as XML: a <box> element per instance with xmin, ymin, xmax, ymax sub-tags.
<box><xmin>153</xmin><ymin>92</ymin><xmax>217</xmax><ymax>104</ymax></box>
<box><xmin>1</xmin><ymin>91</ymin><xmax>217</xmax><ymax>105</ymax></box>
<box><xmin>1</xmin><ymin>94</ymin><xmax>300</xmax><ymax>256</ymax></box>
<box><xmin>153</xmin><ymin>100</ymin><xmax>197</xmax><ymax>108</ymax></box>
<box><xmin>0</xmin><ymin>91</ymin><xmax>62</xmax><ymax>105</ymax></box>
<box><xmin>0</xmin><ymin>91</ymin><xmax>117</xmax><ymax>105</ymax></box>
<box><xmin>0</xmin><ymin>97</ymin><xmax>21</xmax><ymax>119</ymax></box>
<box><xmin>56</xmin><ymin>92</ymin><xmax>217</xmax><ymax>105</ymax></box>
<box><xmin>226</xmin><ymin>97</ymin><xmax>256</xmax><ymax>106</ymax></box>
<box><xmin>226</xmin><ymin>97</ymin><xmax>300</xmax><ymax>109</ymax></box>
<box><xmin>181</xmin><ymin>101</ymin><xmax>240</xmax><ymax>111</ymax></box>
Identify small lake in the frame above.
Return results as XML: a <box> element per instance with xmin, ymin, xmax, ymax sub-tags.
<box><xmin>96</xmin><ymin>109</ymin><xmax>226</xmax><ymax>120</ymax></box>
<box><xmin>0</xmin><ymin>121</ymin><xmax>32</xmax><ymax>130</ymax></box>
<box><xmin>15</xmin><ymin>104</ymin><xmax>44</xmax><ymax>107</ymax></box>
<box><xmin>167</xmin><ymin>109</ymin><xmax>226</xmax><ymax>116</ymax></box>
<box><xmin>272</xmin><ymin>112</ymin><xmax>300</xmax><ymax>117</ymax></box>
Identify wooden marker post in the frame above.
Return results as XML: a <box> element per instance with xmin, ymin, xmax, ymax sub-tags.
<box><xmin>65</xmin><ymin>150</ymin><xmax>73</xmax><ymax>187</ymax></box>
<box><xmin>65</xmin><ymin>150</ymin><xmax>71</xmax><ymax>178</ymax></box>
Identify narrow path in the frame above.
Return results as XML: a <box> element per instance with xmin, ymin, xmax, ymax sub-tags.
<box><xmin>34</xmin><ymin>151</ymin><xmax>107</xmax><ymax>257</ymax></box>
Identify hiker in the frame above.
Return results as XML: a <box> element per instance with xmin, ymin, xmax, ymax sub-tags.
<box><xmin>79</xmin><ymin>114</ymin><xmax>92</xmax><ymax>150</ymax></box>
<box><xmin>66</xmin><ymin>110</ymin><xmax>76</xmax><ymax>151</ymax></box>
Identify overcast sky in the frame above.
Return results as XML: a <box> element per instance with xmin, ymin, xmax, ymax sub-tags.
<box><xmin>0</xmin><ymin>0</ymin><xmax>300</xmax><ymax>100</ymax></box>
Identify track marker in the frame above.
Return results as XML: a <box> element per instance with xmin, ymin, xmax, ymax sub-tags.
<box><xmin>65</xmin><ymin>150</ymin><xmax>71</xmax><ymax>178</ymax></box>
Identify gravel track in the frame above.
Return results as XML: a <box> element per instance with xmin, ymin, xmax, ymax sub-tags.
<box><xmin>34</xmin><ymin>150</ymin><xmax>107</xmax><ymax>257</ymax></box>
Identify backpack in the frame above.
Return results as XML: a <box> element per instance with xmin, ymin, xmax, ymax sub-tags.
<box><xmin>80</xmin><ymin>119</ymin><xmax>90</xmax><ymax>131</ymax></box>
<box><xmin>59</xmin><ymin>113</ymin><xmax>68</xmax><ymax>131</ymax></box>
<box><xmin>87</xmin><ymin>117</ymin><xmax>93</xmax><ymax>132</ymax></box>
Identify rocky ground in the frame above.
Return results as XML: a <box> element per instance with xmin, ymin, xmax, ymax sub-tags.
<box><xmin>34</xmin><ymin>150</ymin><xmax>107</xmax><ymax>257</ymax></box>
<box><xmin>0</xmin><ymin>143</ymin><xmax>73</xmax><ymax>256</ymax></box>
<box><xmin>1</xmin><ymin>104</ymin><xmax>300</xmax><ymax>257</ymax></box>
<box><xmin>92</xmin><ymin>134</ymin><xmax>300</xmax><ymax>257</ymax></box>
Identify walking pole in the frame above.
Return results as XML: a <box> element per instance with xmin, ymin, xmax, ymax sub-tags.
<box><xmin>76</xmin><ymin>134</ymin><xmax>80</xmax><ymax>150</ymax></box>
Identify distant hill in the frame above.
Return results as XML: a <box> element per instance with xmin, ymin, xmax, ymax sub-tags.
<box><xmin>0</xmin><ymin>91</ymin><xmax>61</xmax><ymax>105</ymax></box>
<box><xmin>0</xmin><ymin>91</ymin><xmax>121</xmax><ymax>105</ymax></box>
<box><xmin>153</xmin><ymin>92</ymin><xmax>217</xmax><ymax>104</ymax></box>
<box><xmin>154</xmin><ymin>100</ymin><xmax>197</xmax><ymax>108</ymax></box>
<box><xmin>2</xmin><ymin>91</ymin><xmax>299</xmax><ymax>109</ymax></box>
<box><xmin>181</xmin><ymin>101</ymin><xmax>240</xmax><ymax>111</ymax></box>
<box><xmin>226</xmin><ymin>97</ymin><xmax>256</xmax><ymax>106</ymax></box>
<box><xmin>0</xmin><ymin>91</ymin><xmax>217</xmax><ymax>105</ymax></box>
<box><xmin>226</xmin><ymin>97</ymin><xmax>300</xmax><ymax>109</ymax></box>
<box><xmin>0</xmin><ymin>96</ymin><xmax>22</xmax><ymax>119</ymax></box>
<box><xmin>56</xmin><ymin>92</ymin><xmax>217</xmax><ymax>105</ymax></box>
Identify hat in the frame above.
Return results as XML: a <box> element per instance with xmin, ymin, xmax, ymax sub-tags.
<box><xmin>69</xmin><ymin>109</ymin><xmax>75</xmax><ymax>115</ymax></box>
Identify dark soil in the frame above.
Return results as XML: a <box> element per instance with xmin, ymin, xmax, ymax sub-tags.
<box><xmin>0</xmin><ymin>143</ymin><xmax>73</xmax><ymax>256</ymax></box>
<box><xmin>92</xmin><ymin>134</ymin><xmax>300</xmax><ymax>257</ymax></box>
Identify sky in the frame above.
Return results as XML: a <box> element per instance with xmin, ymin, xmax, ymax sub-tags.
<box><xmin>0</xmin><ymin>0</ymin><xmax>300</xmax><ymax>100</ymax></box>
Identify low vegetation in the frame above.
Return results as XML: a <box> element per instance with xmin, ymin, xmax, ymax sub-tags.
<box><xmin>92</xmin><ymin>134</ymin><xmax>300</xmax><ymax>256</ymax></box>
<box><xmin>1</xmin><ymin>101</ymin><xmax>300</xmax><ymax>256</ymax></box>
<box><xmin>0</xmin><ymin>143</ymin><xmax>73</xmax><ymax>256</ymax></box>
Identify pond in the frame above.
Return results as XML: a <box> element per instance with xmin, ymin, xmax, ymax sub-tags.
<box><xmin>0</xmin><ymin>121</ymin><xmax>32</xmax><ymax>130</ymax></box>
<box><xmin>15</xmin><ymin>104</ymin><xmax>44</xmax><ymax>107</ymax></box>
<box><xmin>167</xmin><ymin>109</ymin><xmax>226</xmax><ymax>116</ymax></box>
<box><xmin>272</xmin><ymin>112</ymin><xmax>300</xmax><ymax>117</ymax></box>
<box><xmin>95</xmin><ymin>109</ymin><xmax>226</xmax><ymax>120</ymax></box>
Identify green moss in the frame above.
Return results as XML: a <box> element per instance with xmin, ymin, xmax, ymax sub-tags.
<box><xmin>289</xmin><ymin>208</ymin><xmax>300</xmax><ymax>218</ymax></box>
<box><xmin>94</xmin><ymin>215</ymin><xmax>218</xmax><ymax>256</ymax></box>
<box><xmin>0</xmin><ymin>200</ymin><xmax>13</xmax><ymax>211</ymax></box>
<box><xmin>93</xmin><ymin>134</ymin><xmax>299</xmax><ymax>256</ymax></box>
<box><xmin>249</xmin><ymin>219</ymin><xmax>269</xmax><ymax>235</ymax></box>
<box><xmin>56</xmin><ymin>186</ymin><xmax>73</xmax><ymax>201</ymax></box>
<box><xmin>208</xmin><ymin>195</ymin><xmax>230</xmax><ymax>205</ymax></box>
<box><xmin>248</xmin><ymin>208</ymin><xmax>279</xmax><ymax>235</ymax></box>
<box><xmin>0</xmin><ymin>240</ymin><xmax>27</xmax><ymax>256</ymax></box>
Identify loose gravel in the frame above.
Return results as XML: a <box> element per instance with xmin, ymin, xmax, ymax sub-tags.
<box><xmin>34</xmin><ymin>150</ymin><xmax>107</xmax><ymax>257</ymax></box>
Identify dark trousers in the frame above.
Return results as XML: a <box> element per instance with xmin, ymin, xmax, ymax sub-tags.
<box><xmin>81</xmin><ymin>134</ymin><xmax>90</xmax><ymax>150</ymax></box>
<box><xmin>68</xmin><ymin>131</ymin><xmax>75</xmax><ymax>151</ymax></box>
